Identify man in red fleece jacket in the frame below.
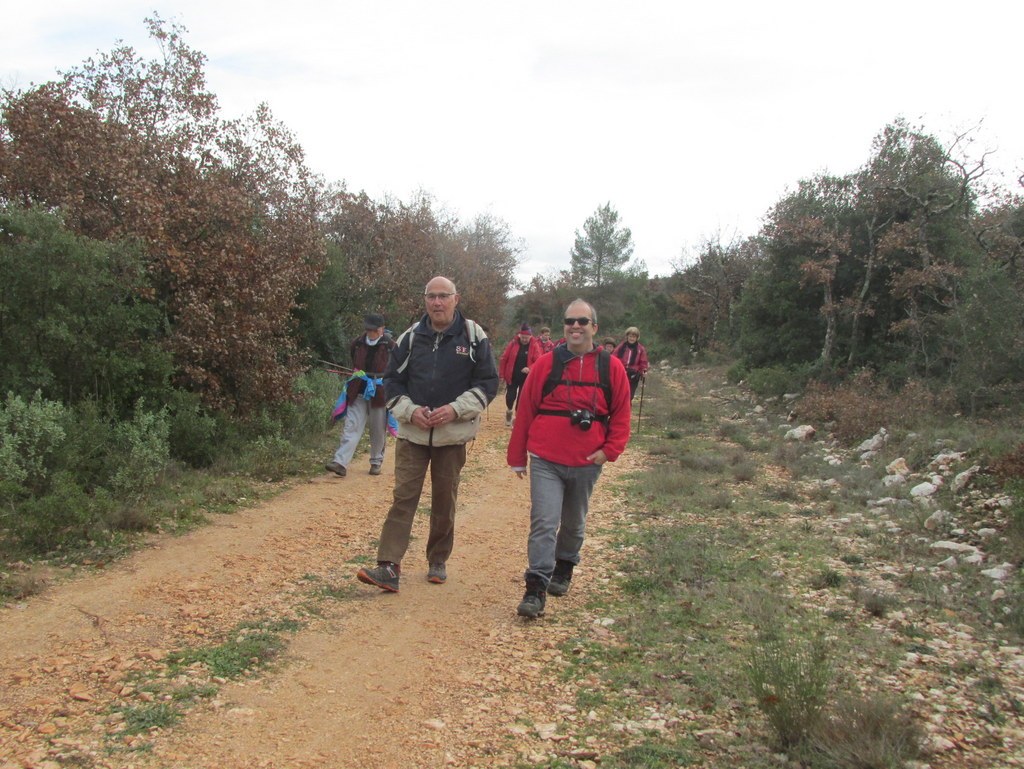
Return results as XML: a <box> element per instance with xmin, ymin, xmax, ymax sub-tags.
<box><xmin>507</xmin><ymin>299</ymin><xmax>631</xmax><ymax>618</ymax></box>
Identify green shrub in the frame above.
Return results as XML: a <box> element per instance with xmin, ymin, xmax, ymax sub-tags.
<box><xmin>8</xmin><ymin>472</ymin><xmax>112</xmax><ymax>551</ymax></box>
<box><xmin>0</xmin><ymin>391</ymin><xmax>68</xmax><ymax>495</ymax></box>
<box><xmin>245</xmin><ymin>435</ymin><xmax>301</xmax><ymax>482</ymax></box>
<box><xmin>117</xmin><ymin>701</ymin><xmax>182</xmax><ymax>735</ymax></box>
<box><xmin>109</xmin><ymin>401</ymin><xmax>170</xmax><ymax>497</ymax></box>
<box><xmin>167</xmin><ymin>390</ymin><xmax>223</xmax><ymax>468</ymax></box>
<box><xmin>748</xmin><ymin>634</ymin><xmax>833</xmax><ymax>749</ymax></box>
<box><xmin>810</xmin><ymin>567</ymin><xmax>844</xmax><ymax>590</ymax></box>
<box><xmin>726</xmin><ymin>360</ymin><xmax>749</xmax><ymax>384</ymax></box>
<box><xmin>285</xmin><ymin>370</ymin><xmax>341</xmax><ymax>439</ymax></box>
<box><xmin>745</xmin><ymin>364</ymin><xmax>812</xmax><ymax>399</ymax></box>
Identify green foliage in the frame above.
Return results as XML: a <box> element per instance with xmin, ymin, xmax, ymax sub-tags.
<box><xmin>944</xmin><ymin>260</ymin><xmax>1024</xmax><ymax>412</ymax></box>
<box><xmin>743</xmin><ymin>364</ymin><xmax>812</xmax><ymax>399</ymax></box>
<box><xmin>570</xmin><ymin>202</ymin><xmax>635</xmax><ymax>287</ymax></box>
<box><xmin>169</xmin><ymin>621</ymin><xmax>295</xmax><ymax>678</ymax></box>
<box><xmin>0</xmin><ymin>391</ymin><xmax>67</xmax><ymax>495</ymax></box>
<box><xmin>166</xmin><ymin>389</ymin><xmax>224</xmax><ymax>468</ymax></box>
<box><xmin>733</xmin><ymin>256</ymin><xmax>823</xmax><ymax>368</ymax></box>
<box><xmin>810</xmin><ymin>567</ymin><xmax>844</xmax><ymax>590</ymax></box>
<box><xmin>117</xmin><ymin>701</ymin><xmax>182</xmax><ymax>735</ymax></box>
<box><xmin>722</xmin><ymin>119</ymin><xmax>1023</xmax><ymax>409</ymax></box>
<box><xmin>604</xmin><ymin>740</ymin><xmax>692</xmax><ymax>768</ymax></box>
<box><xmin>748</xmin><ymin>633</ymin><xmax>833</xmax><ymax>749</ymax></box>
<box><xmin>7</xmin><ymin>472</ymin><xmax>111</xmax><ymax>551</ymax></box>
<box><xmin>109</xmin><ymin>401</ymin><xmax>170</xmax><ymax>498</ymax></box>
<box><xmin>0</xmin><ymin>206</ymin><xmax>173</xmax><ymax>415</ymax></box>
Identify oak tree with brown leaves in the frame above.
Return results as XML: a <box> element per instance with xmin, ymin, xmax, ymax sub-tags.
<box><xmin>0</xmin><ymin>16</ymin><xmax>324</xmax><ymax>414</ymax></box>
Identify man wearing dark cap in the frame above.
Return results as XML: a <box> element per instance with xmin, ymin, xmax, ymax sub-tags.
<box><xmin>326</xmin><ymin>313</ymin><xmax>395</xmax><ymax>477</ymax></box>
<box><xmin>499</xmin><ymin>323</ymin><xmax>542</xmax><ymax>427</ymax></box>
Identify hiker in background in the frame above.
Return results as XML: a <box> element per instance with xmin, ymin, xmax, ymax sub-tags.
<box><xmin>601</xmin><ymin>336</ymin><xmax>616</xmax><ymax>353</ymax></box>
<box><xmin>499</xmin><ymin>323</ymin><xmax>542</xmax><ymax>427</ymax></box>
<box><xmin>537</xmin><ymin>326</ymin><xmax>555</xmax><ymax>354</ymax></box>
<box><xmin>325</xmin><ymin>313</ymin><xmax>395</xmax><ymax>478</ymax></box>
<box><xmin>356</xmin><ymin>277</ymin><xmax>498</xmax><ymax>592</ymax></box>
<box><xmin>613</xmin><ymin>326</ymin><xmax>649</xmax><ymax>401</ymax></box>
<box><xmin>508</xmin><ymin>299</ymin><xmax>632</xmax><ymax>618</ymax></box>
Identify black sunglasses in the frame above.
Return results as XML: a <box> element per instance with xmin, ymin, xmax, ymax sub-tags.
<box><xmin>563</xmin><ymin>317</ymin><xmax>593</xmax><ymax>326</ymax></box>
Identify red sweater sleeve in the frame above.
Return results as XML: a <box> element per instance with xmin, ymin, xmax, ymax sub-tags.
<box><xmin>498</xmin><ymin>339</ymin><xmax>516</xmax><ymax>383</ymax></box>
<box><xmin>506</xmin><ymin>354</ymin><xmax>551</xmax><ymax>467</ymax></box>
<box><xmin>602</xmin><ymin>355</ymin><xmax>633</xmax><ymax>462</ymax></box>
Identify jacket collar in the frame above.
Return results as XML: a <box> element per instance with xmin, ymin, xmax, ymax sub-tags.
<box><xmin>415</xmin><ymin>309</ymin><xmax>464</xmax><ymax>337</ymax></box>
<box><xmin>554</xmin><ymin>342</ymin><xmax>599</xmax><ymax>364</ymax></box>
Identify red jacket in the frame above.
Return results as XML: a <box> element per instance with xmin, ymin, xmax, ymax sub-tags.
<box><xmin>507</xmin><ymin>346</ymin><xmax>632</xmax><ymax>468</ymax></box>
<box><xmin>499</xmin><ymin>336</ymin><xmax>542</xmax><ymax>384</ymax></box>
<box><xmin>613</xmin><ymin>340</ymin><xmax>649</xmax><ymax>377</ymax></box>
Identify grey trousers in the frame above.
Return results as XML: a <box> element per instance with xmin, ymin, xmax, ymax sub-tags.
<box><xmin>524</xmin><ymin>455</ymin><xmax>602</xmax><ymax>587</ymax></box>
<box><xmin>333</xmin><ymin>398</ymin><xmax>387</xmax><ymax>469</ymax></box>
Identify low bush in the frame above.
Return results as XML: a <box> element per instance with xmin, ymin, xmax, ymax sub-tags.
<box><xmin>167</xmin><ymin>390</ymin><xmax>224</xmax><ymax>469</ymax></box>
<box><xmin>0</xmin><ymin>391</ymin><xmax>67</xmax><ymax>496</ymax></box>
<box><xmin>748</xmin><ymin>633</ymin><xmax>833</xmax><ymax>749</ymax></box>
<box><xmin>744</xmin><ymin>364</ymin><xmax>813</xmax><ymax>399</ymax></box>
<box><xmin>799</xmin><ymin>370</ymin><xmax>955</xmax><ymax>444</ymax></box>
<box><xmin>802</xmin><ymin>692</ymin><xmax>923</xmax><ymax>769</ymax></box>
<box><xmin>109</xmin><ymin>401</ymin><xmax>170</xmax><ymax>498</ymax></box>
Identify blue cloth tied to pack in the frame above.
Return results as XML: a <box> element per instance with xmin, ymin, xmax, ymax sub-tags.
<box><xmin>331</xmin><ymin>370</ymin><xmax>397</xmax><ymax>436</ymax></box>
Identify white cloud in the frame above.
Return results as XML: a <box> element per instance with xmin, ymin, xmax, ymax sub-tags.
<box><xmin>3</xmin><ymin>0</ymin><xmax>1022</xmax><ymax>284</ymax></box>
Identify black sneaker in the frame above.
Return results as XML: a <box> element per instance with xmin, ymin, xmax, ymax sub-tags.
<box><xmin>357</xmin><ymin>561</ymin><xmax>400</xmax><ymax>592</ymax></box>
<box><xmin>368</xmin><ymin>465</ymin><xmax>382</xmax><ymax>476</ymax></box>
<box><xmin>547</xmin><ymin>560</ymin><xmax>574</xmax><ymax>597</ymax></box>
<box><xmin>427</xmin><ymin>563</ymin><xmax>447</xmax><ymax>584</ymax></box>
<box><xmin>325</xmin><ymin>461</ymin><xmax>347</xmax><ymax>477</ymax></box>
<box><xmin>517</xmin><ymin>589</ymin><xmax>546</xmax><ymax>618</ymax></box>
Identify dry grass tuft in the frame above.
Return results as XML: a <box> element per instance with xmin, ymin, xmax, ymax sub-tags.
<box><xmin>798</xmin><ymin>370</ymin><xmax>954</xmax><ymax>445</ymax></box>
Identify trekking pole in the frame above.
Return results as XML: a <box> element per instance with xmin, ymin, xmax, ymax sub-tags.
<box><xmin>636</xmin><ymin>375</ymin><xmax>645</xmax><ymax>433</ymax></box>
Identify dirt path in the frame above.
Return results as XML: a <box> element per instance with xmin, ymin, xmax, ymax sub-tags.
<box><xmin>1</xmin><ymin>412</ymin><xmax>636</xmax><ymax>768</ymax></box>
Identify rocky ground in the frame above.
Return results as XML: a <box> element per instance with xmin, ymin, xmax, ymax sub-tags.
<box><xmin>1</xmin><ymin>369</ymin><xmax>1022</xmax><ymax>768</ymax></box>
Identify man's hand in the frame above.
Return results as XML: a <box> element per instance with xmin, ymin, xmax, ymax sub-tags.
<box><xmin>586</xmin><ymin>449</ymin><xmax>608</xmax><ymax>465</ymax></box>
<box><xmin>426</xmin><ymin>404</ymin><xmax>457</xmax><ymax>427</ymax></box>
<box><xmin>411</xmin><ymin>406</ymin><xmax>433</xmax><ymax>429</ymax></box>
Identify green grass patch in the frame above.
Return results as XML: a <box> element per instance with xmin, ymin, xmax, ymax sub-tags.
<box><xmin>117</xmin><ymin>701</ymin><xmax>183</xmax><ymax>735</ymax></box>
<box><xmin>168</xmin><ymin>618</ymin><xmax>300</xmax><ymax>678</ymax></box>
<box><xmin>604</xmin><ymin>739</ymin><xmax>693</xmax><ymax>768</ymax></box>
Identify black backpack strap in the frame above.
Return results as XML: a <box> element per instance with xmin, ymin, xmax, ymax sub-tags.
<box><xmin>541</xmin><ymin>348</ymin><xmax>613</xmax><ymax>407</ymax></box>
<box><xmin>541</xmin><ymin>352</ymin><xmax>566</xmax><ymax>398</ymax></box>
<box><xmin>596</xmin><ymin>348</ymin><xmax>612</xmax><ymax>406</ymax></box>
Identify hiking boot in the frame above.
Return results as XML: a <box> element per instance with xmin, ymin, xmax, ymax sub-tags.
<box><xmin>356</xmin><ymin>561</ymin><xmax>400</xmax><ymax>592</ymax></box>
<box><xmin>517</xmin><ymin>588</ymin><xmax>546</xmax><ymax>618</ymax></box>
<box><xmin>427</xmin><ymin>562</ymin><xmax>447</xmax><ymax>584</ymax></box>
<box><xmin>547</xmin><ymin>560</ymin><xmax>575</xmax><ymax>597</ymax></box>
<box><xmin>325</xmin><ymin>461</ymin><xmax>347</xmax><ymax>477</ymax></box>
<box><xmin>505</xmin><ymin>409</ymin><xmax>513</xmax><ymax>427</ymax></box>
<box><xmin>369</xmin><ymin>464</ymin><xmax>382</xmax><ymax>476</ymax></box>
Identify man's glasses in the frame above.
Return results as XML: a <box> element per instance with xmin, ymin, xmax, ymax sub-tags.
<box><xmin>424</xmin><ymin>292</ymin><xmax>455</xmax><ymax>301</ymax></box>
<box><xmin>563</xmin><ymin>317</ymin><xmax>593</xmax><ymax>326</ymax></box>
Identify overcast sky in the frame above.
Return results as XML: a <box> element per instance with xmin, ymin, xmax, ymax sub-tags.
<box><xmin>4</xmin><ymin>1</ymin><xmax>1022</xmax><ymax>283</ymax></box>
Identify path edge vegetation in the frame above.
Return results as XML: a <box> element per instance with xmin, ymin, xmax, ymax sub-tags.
<box><xmin>521</xmin><ymin>363</ymin><xmax>1022</xmax><ymax>769</ymax></box>
<box><xmin>2</xmin><ymin>362</ymin><xmax>1023</xmax><ymax>766</ymax></box>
